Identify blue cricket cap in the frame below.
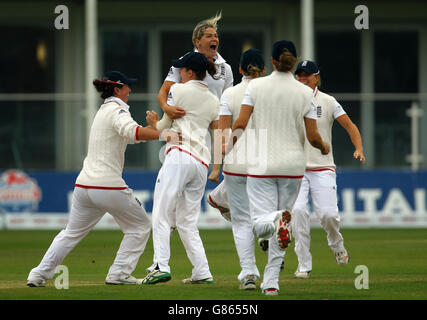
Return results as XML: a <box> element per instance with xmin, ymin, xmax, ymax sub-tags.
<box><xmin>240</xmin><ymin>48</ymin><xmax>265</xmax><ymax>73</ymax></box>
<box><xmin>295</xmin><ymin>60</ymin><xmax>320</xmax><ymax>75</ymax></box>
<box><xmin>172</xmin><ymin>51</ymin><xmax>209</xmax><ymax>73</ymax></box>
<box><xmin>272</xmin><ymin>40</ymin><xmax>297</xmax><ymax>60</ymax></box>
<box><xmin>101</xmin><ymin>71</ymin><xmax>137</xmax><ymax>86</ymax></box>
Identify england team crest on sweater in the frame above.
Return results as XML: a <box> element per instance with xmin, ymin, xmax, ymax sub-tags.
<box><xmin>317</xmin><ymin>106</ymin><xmax>322</xmax><ymax>118</ymax></box>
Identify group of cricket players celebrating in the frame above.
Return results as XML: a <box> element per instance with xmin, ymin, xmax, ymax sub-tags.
<box><xmin>27</xmin><ymin>12</ymin><xmax>365</xmax><ymax>297</ymax></box>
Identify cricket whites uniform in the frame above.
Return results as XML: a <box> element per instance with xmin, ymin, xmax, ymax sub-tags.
<box><xmin>292</xmin><ymin>87</ymin><xmax>347</xmax><ymax>273</ymax></box>
<box><xmin>165</xmin><ymin>50</ymin><xmax>233</xmax><ymax>102</ymax></box>
<box><xmin>166</xmin><ymin>50</ymin><xmax>234</xmax><ymax>209</ymax></box>
<box><xmin>219</xmin><ymin>76</ymin><xmax>260</xmax><ymax>283</ymax></box>
<box><xmin>147</xmin><ymin>80</ymin><xmax>220</xmax><ymax>280</ymax></box>
<box><xmin>241</xmin><ymin>71</ymin><xmax>317</xmax><ymax>292</ymax></box>
<box><xmin>28</xmin><ymin>97</ymin><xmax>151</xmax><ymax>283</ymax></box>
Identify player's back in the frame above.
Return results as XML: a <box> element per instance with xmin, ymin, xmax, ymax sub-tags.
<box><xmin>245</xmin><ymin>71</ymin><xmax>313</xmax><ymax>176</ymax></box>
<box><xmin>169</xmin><ymin>80</ymin><xmax>220</xmax><ymax>165</ymax></box>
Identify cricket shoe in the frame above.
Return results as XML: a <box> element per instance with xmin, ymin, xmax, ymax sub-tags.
<box><xmin>27</xmin><ymin>278</ymin><xmax>46</xmax><ymax>287</ymax></box>
<box><xmin>262</xmin><ymin>288</ymin><xmax>278</xmax><ymax>296</ymax></box>
<box><xmin>335</xmin><ymin>249</ymin><xmax>350</xmax><ymax>266</ymax></box>
<box><xmin>258</xmin><ymin>238</ymin><xmax>269</xmax><ymax>252</ymax></box>
<box><xmin>207</xmin><ymin>194</ymin><xmax>231</xmax><ymax>222</ymax></box>
<box><xmin>239</xmin><ymin>275</ymin><xmax>256</xmax><ymax>290</ymax></box>
<box><xmin>141</xmin><ymin>270</ymin><xmax>171</xmax><ymax>284</ymax></box>
<box><xmin>27</xmin><ymin>270</ymin><xmax>46</xmax><ymax>287</ymax></box>
<box><xmin>182</xmin><ymin>277</ymin><xmax>214</xmax><ymax>284</ymax></box>
<box><xmin>105</xmin><ymin>275</ymin><xmax>141</xmax><ymax>285</ymax></box>
<box><xmin>274</xmin><ymin>210</ymin><xmax>292</xmax><ymax>250</ymax></box>
<box><xmin>293</xmin><ymin>269</ymin><xmax>311</xmax><ymax>279</ymax></box>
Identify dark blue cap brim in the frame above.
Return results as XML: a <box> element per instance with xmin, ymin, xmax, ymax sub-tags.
<box><xmin>294</xmin><ymin>66</ymin><xmax>319</xmax><ymax>75</ymax></box>
<box><xmin>172</xmin><ymin>59</ymin><xmax>185</xmax><ymax>68</ymax></box>
<box><xmin>126</xmin><ymin>78</ymin><xmax>138</xmax><ymax>84</ymax></box>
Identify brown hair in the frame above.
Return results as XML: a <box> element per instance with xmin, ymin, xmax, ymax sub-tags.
<box><xmin>93</xmin><ymin>79</ymin><xmax>122</xmax><ymax>99</ymax></box>
<box><xmin>272</xmin><ymin>49</ymin><xmax>297</xmax><ymax>72</ymax></box>
<box><xmin>192</xmin><ymin>12</ymin><xmax>222</xmax><ymax>47</ymax></box>
<box><xmin>193</xmin><ymin>60</ymin><xmax>218</xmax><ymax>80</ymax></box>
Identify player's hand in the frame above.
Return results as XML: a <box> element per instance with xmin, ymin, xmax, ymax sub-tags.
<box><xmin>146</xmin><ymin>110</ymin><xmax>159</xmax><ymax>128</ymax></box>
<box><xmin>208</xmin><ymin>169</ymin><xmax>220</xmax><ymax>184</ymax></box>
<box><xmin>321</xmin><ymin>142</ymin><xmax>330</xmax><ymax>155</ymax></box>
<box><xmin>165</xmin><ymin>105</ymin><xmax>186</xmax><ymax>119</ymax></box>
<box><xmin>354</xmin><ymin>150</ymin><xmax>366</xmax><ymax>163</ymax></box>
<box><xmin>160</xmin><ymin>129</ymin><xmax>180</xmax><ymax>144</ymax></box>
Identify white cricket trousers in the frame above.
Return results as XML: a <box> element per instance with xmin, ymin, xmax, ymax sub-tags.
<box><xmin>148</xmin><ymin>149</ymin><xmax>212</xmax><ymax>280</ymax></box>
<box><xmin>246</xmin><ymin>176</ymin><xmax>302</xmax><ymax>291</ymax></box>
<box><xmin>292</xmin><ymin>170</ymin><xmax>345</xmax><ymax>272</ymax></box>
<box><xmin>209</xmin><ymin>179</ymin><xmax>229</xmax><ymax>208</ymax></box>
<box><xmin>28</xmin><ymin>187</ymin><xmax>151</xmax><ymax>280</ymax></box>
<box><xmin>224</xmin><ymin>174</ymin><xmax>260</xmax><ymax>282</ymax></box>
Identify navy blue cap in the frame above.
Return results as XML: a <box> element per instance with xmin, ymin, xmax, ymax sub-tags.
<box><xmin>102</xmin><ymin>71</ymin><xmax>137</xmax><ymax>86</ymax></box>
<box><xmin>295</xmin><ymin>60</ymin><xmax>320</xmax><ymax>75</ymax></box>
<box><xmin>172</xmin><ymin>51</ymin><xmax>209</xmax><ymax>73</ymax></box>
<box><xmin>272</xmin><ymin>40</ymin><xmax>297</xmax><ymax>60</ymax></box>
<box><xmin>240</xmin><ymin>48</ymin><xmax>265</xmax><ymax>73</ymax></box>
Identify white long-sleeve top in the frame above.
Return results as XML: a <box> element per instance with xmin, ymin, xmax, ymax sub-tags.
<box><xmin>75</xmin><ymin>97</ymin><xmax>142</xmax><ymax>189</ymax></box>
<box><xmin>156</xmin><ymin>80</ymin><xmax>220</xmax><ymax>167</ymax></box>
<box><xmin>219</xmin><ymin>77</ymin><xmax>252</xmax><ymax>175</ymax></box>
<box><xmin>305</xmin><ymin>87</ymin><xmax>346</xmax><ymax>171</ymax></box>
<box><xmin>241</xmin><ymin>71</ymin><xmax>317</xmax><ymax>177</ymax></box>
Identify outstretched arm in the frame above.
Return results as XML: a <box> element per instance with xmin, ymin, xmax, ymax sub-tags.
<box><xmin>336</xmin><ymin>114</ymin><xmax>366</xmax><ymax>163</ymax></box>
<box><xmin>136</xmin><ymin>125</ymin><xmax>160</xmax><ymax>141</ymax></box>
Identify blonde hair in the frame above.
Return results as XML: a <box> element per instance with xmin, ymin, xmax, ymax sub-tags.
<box><xmin>243</xmin><ymin>65</ymin><xmax>266</xmax><ymax>79</ymax></box>
<box><xmin>273</xmin><ymin>50</ymin><xmax>297</xmax><ymax>72</ymax></box>
<box><xmin>192</xmin><ymin>12</ymin><xmax>222</xmax><ymax>47</ymax></box>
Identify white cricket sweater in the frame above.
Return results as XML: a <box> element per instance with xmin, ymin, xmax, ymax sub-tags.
<box><xmin>156</xmin><ymin>80</ymin><xmax>220</xmax><ymax>167</ymax></box>
<box><xmin>219</xmin><ymin>77</ymin><xmax>252</xmax><ymax>175</ymax></box>
<box><xmin>75</xmin><ymin>97</ymin><xmax>142</xmax><ymax>188</ymax></box>
<box><xmin>241</xmin><ymin>71</ymin><xmax>317</xmax><ymax>177</ymax></box>
<box><xmin>305</xmin><ymin>87</ymin><xmax>346</xmax><ymax>171</ymax></box>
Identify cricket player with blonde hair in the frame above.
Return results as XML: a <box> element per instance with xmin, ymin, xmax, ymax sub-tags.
<box><xmin>291</xmin><ymin>60</ymin><xmax>365</xmax><ymax>278</ymax></box>
<box><xmin>157</xmin><ymin>12</ymin><xmax>234</xmax><ymax>221</ymax></box>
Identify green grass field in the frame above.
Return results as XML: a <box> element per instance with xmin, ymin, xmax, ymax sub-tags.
<box><xmin>0</xmin><ymin>228</ymin><xmax>426</xmax><ymax>300</ymax></box>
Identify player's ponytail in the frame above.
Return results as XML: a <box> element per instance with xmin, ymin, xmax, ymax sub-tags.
<box><xmin>93</xmin><ymin>79</ymin><xmax>122</xmax><ymax>99</ymax></box>
<box><xmin>244</xmin><ymin>65</ymin><xmax>266</xmax><ymax>79</ymax></box>
<box><xmin>273</xmin><ymin>49</ymin><xmax>297</xmax><ymax>73</ymax></box>
<box><xmin>193</xmin><ymin>60</ymin><xmax>218</xmax><ymax>81</ymax></box>
<box><xmin>206</xmin><ymin>60</ymin><xmax>218</xmax><ymax>79</ymax></box>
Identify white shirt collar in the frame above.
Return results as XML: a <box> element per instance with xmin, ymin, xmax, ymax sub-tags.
<box><xmin>187</xmin><ymin>79</ymin><xmax>209</xmax><ymax>87</ymax></box>
<box><xmin>313</xmin><ymin>86</ymin><xmax>319</xmax><ymax>97</ymax></box>
<box><xmin>194</xmin><ymin>48</ymin><xmax>226</xmax><ymax>65</ymax></box>
<box><xmin>104</xmin><ymin>96</ymin><xmax>130</xmax><ymax>109</ymax></box>
<box><xmin>271</xmin><ymin>70</ymin><xmax>294</xmax><ymax>78</ymax></box>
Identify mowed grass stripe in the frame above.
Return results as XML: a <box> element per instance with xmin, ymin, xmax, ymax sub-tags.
<box><xmin>0</xmin><ymin>229</ymin><xmax>426</xmax><ymax>300</ymax></box>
